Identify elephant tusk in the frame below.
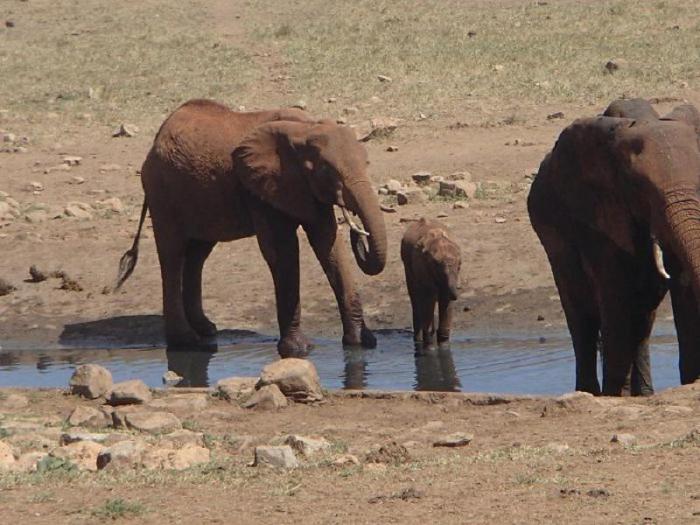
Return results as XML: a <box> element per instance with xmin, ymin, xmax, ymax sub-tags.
<box><xmin>341</xmin><ymin>207</ymin><xmax>370</xmax><ymax>237</ymax></box>
<box><xmin>653</xmin><ymin>240</ymin><xmax>671</xmax><ymax>280</ymax></box>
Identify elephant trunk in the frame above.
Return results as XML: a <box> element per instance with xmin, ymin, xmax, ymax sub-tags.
<box><xmin>663</xmin><ymin>188</ymin><xmax>700</xmax><ymax>297</ymax></box>
<box><xmin>344</xmin><ymin>180</ymin><xmax>387</xmax><ymax>276</ymax></box>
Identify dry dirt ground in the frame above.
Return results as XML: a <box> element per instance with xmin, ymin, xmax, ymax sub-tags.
<box><xmin>0</xmin><ymin>384</ymin><xmax>699</xmax><ymax>524</ymax></box>
<box><xmin>1</xmin><ymin>0</ymin><xmax>700</xmax><ymax>522</ymax></box>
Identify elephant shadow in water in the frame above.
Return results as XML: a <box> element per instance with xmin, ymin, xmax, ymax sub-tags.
<box><xmin>166</xmin><ymin>343</ymin><xmax>218</xmax><ymax>387</ymax></box>
<box><xmin>343</xmin><ymin>333</ymin><xmax>461</xmax><ymax>391</ymax></box>
<box><xmin>59</xmin><ymin>315</ymin><xmax>263</xmax><ymax>349</ymax></box>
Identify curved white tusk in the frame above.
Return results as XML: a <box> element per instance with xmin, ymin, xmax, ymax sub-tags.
<box><xmin>341</xmin><ymin>207</ymin><xmax>370</xmax><ymax>237</ymax></box>
<box><xmin>653</xmin><ymin>240</ymin><xmax>671</xmax><ymax>280</ymax></box>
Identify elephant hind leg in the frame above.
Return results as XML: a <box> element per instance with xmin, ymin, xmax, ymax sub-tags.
<box><xmin>153</xmin><ymin>222</ymin><xmax>200</xmax><ymax>347</ymax></box>
<box><xmin>183</xmin><ymin>239</ymin><xmax>217</xmax><ymax>337</ymax></box>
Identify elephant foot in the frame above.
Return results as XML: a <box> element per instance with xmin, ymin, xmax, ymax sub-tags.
<box><xmin>342</xmin><ymin>324</ymin><xmax>377</xmax><ymax>349</ymax></box>
<box><xmin>166</xmin><ymin>327</ymin><xmax>202</xmax><ymax>348</ymax></box>
<box><xmin>278</xmin><ymin>333</ymin><xmax>313</xmax><ymax>358</ymax></box>
<box><xmin>437</xmin><ymin>330</ymin><xmax>451</xmax><ymax>343</ymax></box>
<box><xmin>189</xmin><ymin>315</ymin><xmax>218</xmax><ymax>338</ymax></box>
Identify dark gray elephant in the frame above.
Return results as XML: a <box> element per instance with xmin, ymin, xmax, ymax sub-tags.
<box><xmin>529</xmin><ymin>99</ymin><xmax>700</xmax><ymax>396</ymax></box>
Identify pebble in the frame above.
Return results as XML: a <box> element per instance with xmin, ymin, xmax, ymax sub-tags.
<box><xmin>162</xmin><ymin>370</ymin><xmax>183</xmax><ymax>386</ymax></box>
<box><xmin>377</xmin><ymin>74</ymin><xmax>392</xmax><ymax>83</ymax></box>
<box><xmin>112</xmin><ymin>123</ymin><xmax>138</xmax><ymax>138</ymax></box>
<box><xmin>69</xmin><ymin>176</ymin><xmax>85</xmax><ymax>185</ymax></box>
<box><xmin>433</xmin><ymin>433</ymin><xmax>474</xmax><ymax>448</ymax></box>
<box><xmin>611</xmin><ymin>433</ymin><xmax>637</xmax><ymax>447</ymax></box>
<box><xmin>62</xmin><ymin>155</ymin><xmax>82</xmax><ymax>166</ymax></box>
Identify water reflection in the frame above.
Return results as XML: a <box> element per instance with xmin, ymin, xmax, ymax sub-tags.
<box><xmin>414</xmin><ymin>343</ymin><xmax>461</xmax><ymax>391</ymax></box>
<box><xmin>165</xmin><ymin>343</ymin><xmax>218</xmax><ymax>387</ymax></box>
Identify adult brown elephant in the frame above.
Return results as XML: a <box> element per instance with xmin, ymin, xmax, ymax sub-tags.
<box><xmin>114</xmin><ymin>99</ymin><xmax>387</xmax><ymax>357</ymax></box>
<box><xmin>528</xmin><ymin>101</ymin><xmax>700</xmax><ymax>396</ymax></box>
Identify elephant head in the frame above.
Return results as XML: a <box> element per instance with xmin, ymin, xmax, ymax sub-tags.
<box><xmin>233</xmin><ymin>120</ymin><xmax>387</xmax><ymax>275</ymax></box>
<box><xmin>555</xmin><ymin>116</ymin><xmax>700</xmax><ymax>299</ymax></box>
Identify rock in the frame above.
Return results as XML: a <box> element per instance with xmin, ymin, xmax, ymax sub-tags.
<box><xmin>397</xmin><ymin>189</ymin><xmax>428</xmax><ymax>206</ymax></box>
<box><xmin>24</xmin><ymin>209</ymin><xmax>49</xmax><ymax>223</ymax></box>
<box><xmin>26</xmin><ymin>181</ymin><xmax>44</xmax><ymax>193</ymax></box>
<box><xmin>663</xmin><ymin>405</ymin><xmax>693</xmax><ymax>415</ymax></box>
<box><xmin>148</xmin><ymin>394</ymin><xmax>208</xmax><ymax>412</ymax></box>
<box><xmin>162</xmin><ymin>370</ymin><xmax>183</xmax><ymax>386</ymax></box>
<box><xmin>69</xmin><ymin>364</ymin><xmax>113</xmax><ymax>399</ymax></box>
<box><xmin>253</xmin><ymin>445</ymin><xmax>299</xmax><ymax>469</ymax></box>
<box><xmin>0</xmin><ymin>393</ymin><xmax>29</xmax><ymax>409</ymax></box>
<box><xmin>547</xmin><ymin>111</ymin><xmax>565</xmax><ymax>120</ymax></box>
<box><xmin>64</xmin><ymin>202</ymin><xmax>93</xmax><ymax>220</ymax></box>
<box><xmin>108</xmin><ymin>379</ymin><xmax>152</xmax><ymax>405</ymax></box>
<box><xmin>384</xmin><ymin>179</ymin><xmax>403</xmax><ymax>194</ymax></box>
<box><xmin>67</xmin><ymin>405</ymin><xmax>111</xmax><ymax>428</ymax></box>
<box><xmin>495</xmin><ymin>217</ymin><xmax>507</xmax><ymax>224</ymax></box>
<box><xmin>541</xmin><ymin>391</ymin><xmax>601</xmax><ymax>416</ymax></box>
<box><xmin>604</xmin><ymin>59</ymin><xmax>625</xmax><ymax>73</ymax></box>
<box><xmin>291</xmin><ymin>100</ymin><xmax>307</xmax><ymax>110</ymax></box>
<box><xmin>0</xmin><ymin>278</ymin><xmax>16</xmax><ymax>296</ymax></box>
<box><xmin>257</xmin><ymin>358</ymin><xmax>323</xmax><ymax>403</ymax></box>
<box><xmin>243</xmin><ymin>384</ymin><xmax>288</xmax><ymax>410</ymax></box>
<box><xmin>69</xmin><ymin>176</ymin><xmax>85</xmax><ymax>185</ymax></box>
<box><xmin>411</xmin><ymin>171</ymin><xmax>432</xmax><ymax>185</ymax></box>
<box><xmin>448</xmin><ymin>171</ymin><xmax>472</xmax><ymax>182</ymax></box>
<box><xmin>386</xmin><ymin>145</ymin><xmax>399</xmax><ymax>152</ymax></box>
<box><xmin>97</xmin><ymin>440</ymin><xmax>148</xmax><ymax>470</ymax></box>
<box><xmin>158</xmin><ymin>429</ymin><xmax>205</xmax><ymax>448</ymax></box>
<box><xmin>216</xmin><ymin>376</ymin><xmax>258</xmax><ymax>400</ymax></box>
<box><xmin>142</xmin><ymin>444</ymin><xmax>210</xmax><ymax>471</ymax></box>
<box><xmin>377</xmin><ymin>74</ymin><xmax>392</xmax><ymax>82</ymax></box>
<box><xmin>378</xmin><ymin>187</ymin><xmax>389</xmax><ymax>195</ymax></box>
<box><xmin>16</xmin><ymin>452</ymin><xmax>47</xmax><ymax>473</ymax></box>
<box><xmin>332</xmin><ymin>454</ymin><xmax>360</xmax><ymax>467</ymax></box>
<box><xmin>0</xmin><ymin>441</ymin><xmax>17</xmax><ymax>471</ymax></box>
<box><xmin>62</xmin><ymin>155</ymin><xmax>82</xmax><ymax>166</ymax></box>
<box><xmin>2</xmin><ymin>132</ymin><xmax>16</xmax><ymax>143</ymax></box>
<box><xmin>5</xmin><ymin>20</ymin><xmax>15</xmax><ymax>28</ymax></box>
<box><xmin>611</xmin><ymin>433</ymin><xmax>637</xmax><ymax>447</ymax></box>
<box><xmin>98</xmin><ymin>163</ymin><xmax>123</xmax><ymax>172</ymax></box>
<box><xmin>110</xmin><ymin>406</ymin><xmax>143</xmax><ymax>428</ymax></box>
<box><xmin>342</xmin><ymin>106</ymin><xmax>359</xmax><ymax>116</ymax></box>
<box><xmin>60</xmin><ymin>431</ymin><xmax>110</xmax><ymax>445</ymax></box>
<box><xmin>95</xmin><ymin>197</ymin><xmax>124</xmax><ymax>214</ymax></box>
<box><xmin>493</xmin><ymin>64</ymin><xmax>504</xmax><ymax>72</ymax></box>
<box><xmin>437</xmin><ymin>212</ymin><xmax>449</xmax><ymax>218</ymax></box>
<box><xmin>453</xmin><ymin>201</ymin><xmax>469</xmax><ymax>210</ymax></box>
<box><xmin>124</xmin><ymin>411</ymin><xmax>182</xmax><ymax>434</ymax></box>
<box><xmin>438</xmin><ymin>180</ymin><xmax>478</xmax><ymax>199</ymax></box>
<box><xmin>50</xmin><ymin>441</ymin><xmax>104</xmax><ymax>471</ymax></box>
<box><xmin>433</xmin><ymin>433</ymin><xmax>474</xmax><ymax>448</ymax></box>
<box><xmin>112</xmin><ymin>123</ymin><xmax>138</xmax><ymax>138</ymax></box>
<box><xmin>43</xmin><ymin>164</ymin><xmax>71</xmax><ymax>174</ymax></box>
<box><xmin>285</xmin><ymin>435</ymin><xmax>331</xmax><ymax>457</ymax></box>
<box><xmin>359</xmin><ymin>117</ymin><xmax>398</xmax><ymax>142</ymax></box>
<box><xmin>365</xmin><ymin>442</ymin><xmax>410</xmax><ymax>465</ymax></box>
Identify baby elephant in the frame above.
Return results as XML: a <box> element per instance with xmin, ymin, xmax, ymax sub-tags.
<box><xmin>401</xmin><ymin>218</ymin><xmax>462</xmax><ymax>345</ymax></box>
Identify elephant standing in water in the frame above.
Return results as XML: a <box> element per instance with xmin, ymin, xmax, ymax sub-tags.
<box><xmin>528</xmin><ymin>99</ymin><xmax>700</xmax><ymax>395</ymax></box>
<box><xmin>401</xmin><ymin>218</ymin><xmax>462</xmax><ymax>345</ymax></box>
<box><xmin>115</xmin><ymin>100</ymin><xmax>387</xmax><ymax>357</ymax></box>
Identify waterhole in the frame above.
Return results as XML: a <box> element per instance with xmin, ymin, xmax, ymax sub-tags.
<box><xmin>0</xmin><ymin>327</ymin><xmax>682</xmax><ymax>394</ymax></box>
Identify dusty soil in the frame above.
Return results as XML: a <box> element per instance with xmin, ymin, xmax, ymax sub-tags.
<box><xmin>0</xmin><ymin>385</ymin><xmax>699</xmax><ymax>524</ymax></box>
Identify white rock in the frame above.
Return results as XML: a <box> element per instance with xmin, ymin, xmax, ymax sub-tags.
<box><xmin>285</xmin><ymin>435</ymin><xmax>331</xmax><ymax>457</ymax></box>
<box><xmin>124</xmin><ymin>411</ymin><xmax>182</xmax><ymax>434</ymax></box>
<box><xmin>162</xmin><ymin>370</ymin><xmax>183</xmax><ymax>386</ymax></box>
<box><xmin>216</xmin><ymin>376</ymin><xmax>258</xmax><ymax>400</ymax></box>
<box><xmin>142</xmin><ymin>444</ymin><xmax>210</xmax><ymax>471</ymax></box>
<box><xmin>433</xmin><ymin>433</ymin><xmax>474</xmax><ymax>448</ymax></box>
<box><xmin>62</xmin><ymin>155</ymin><xmax>82</xmax><ymax>166</ymax></box>
<box><xmin>253</xmin><ymin>445</ymin><xmax>299</xmax><ymax>469</ymax></box>
<box><xmin>69</xmin><ymin>364</ymin><xmax>113</xmax><ymax>399</ymax></box>
<box><xmin>112</xmin><ymin>123</ymin><xmax>138</xmax><ymax>138</ymax></box>
<box><xmin>50</xmin><ymin>441</ymin><xmax>104</xmax><ymax>471</ymax></box>
<box><xmin>256</xmin><ymin>358</ymin><xmax>323</xmax><ymax>403</ymax></box>
<box><xmin>64</xmin><ymin>202</ymin><xmax>93</xmax><ymax>220</ymax></box>
<box><xmin>67</xmin><ymin>406</ymin><xmax>111</xmax><ymax>428</ymax></box>
<box><xmin>108</xmin><ymin>379</ymin><xmax>152</xmax><ymax>405</ymax></box>
<box><xmin>242</xmin><ymin>384</ymin><xmax>288</xmax><ymax>410</ymax></box>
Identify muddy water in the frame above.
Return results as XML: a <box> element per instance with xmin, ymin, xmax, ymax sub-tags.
<box><xmin>0</xmin><ymin>327</ymin><xmax>683</xmax><ymax>394</ymax></box>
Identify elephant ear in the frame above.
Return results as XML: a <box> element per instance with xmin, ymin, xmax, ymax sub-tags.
<box><xmin>233</xmin><ymin>121</ymin><xmax>318</xmax><ymax>224</ymax></box>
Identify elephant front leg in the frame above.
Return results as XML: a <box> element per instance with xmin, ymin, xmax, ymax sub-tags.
<box><xmin>437</xmin><ymin>296</ymin><xmax>454</xmax><ymax>343</ymax></box>
<box><xmin>668</xmin><ymin>276</ymin><xmax>700</xmax><ymax>385</ymax></box>
<box><xmin>253</xmin><ymin>206</ymin><xmax>311</xmax><ymax>358</ymax></box>
<box><xmin>304</xmin><ymin>212</ymin><xmax>375</xmax><ymax>348</ymax></box>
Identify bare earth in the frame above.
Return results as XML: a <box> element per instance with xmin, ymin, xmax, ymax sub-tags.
<box><xmin>2</xmin><ymin>0</ymin><xmax>700</xmax><ymax>522</ymax></box>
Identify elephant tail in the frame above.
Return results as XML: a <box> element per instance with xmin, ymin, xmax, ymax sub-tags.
<box><xmin>109</xmin><ymin>197</ymin><xmax>148</xmax><ymax>293</ymax></box>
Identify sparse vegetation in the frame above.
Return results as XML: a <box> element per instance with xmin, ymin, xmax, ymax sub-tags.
<box><xmin>91</xmin><ymin>498</ymin><xmax>146</xmax><ymax>520</ymax></box>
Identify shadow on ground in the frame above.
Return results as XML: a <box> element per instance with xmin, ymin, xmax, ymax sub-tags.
<box><xmin>59</xmin><ymin>315</ymin><xmax>267</xmax><ymax>349</ymax></box>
